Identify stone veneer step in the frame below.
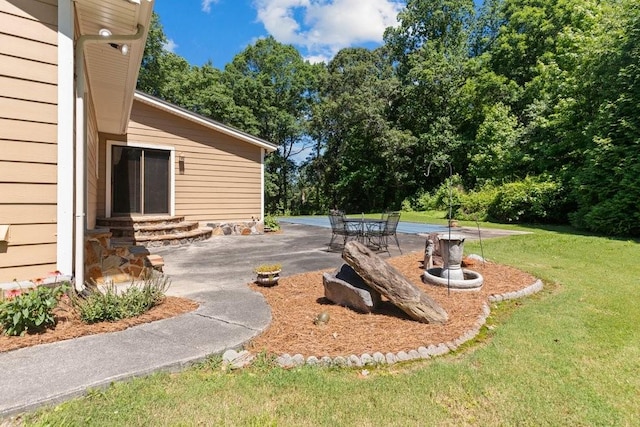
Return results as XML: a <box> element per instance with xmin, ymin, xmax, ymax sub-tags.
<box><xmin>111</xmin><ymin>226</ymin><xmax>213</xmax><ymax>248</ymax></box>
<box><xmin>96</xmin><ymin>215</ymin><xmax>185</xmax><ymax>228</ymax></box>
<box><xmin>107</xmin><ymin>221</ymin><xmax>200</xmax><ymax>238</ymax></box>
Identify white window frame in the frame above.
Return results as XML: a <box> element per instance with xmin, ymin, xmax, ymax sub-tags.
<box><xmin>105</xmin><ymin>140</ymin><xmax>176</xmax><ymax>218</ymax></box>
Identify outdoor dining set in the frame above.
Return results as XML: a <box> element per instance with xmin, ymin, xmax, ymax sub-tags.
<box><xmin>328</xmin><ymin>210</ymin><xmax>402</xmax><ymax>254</ymax></box>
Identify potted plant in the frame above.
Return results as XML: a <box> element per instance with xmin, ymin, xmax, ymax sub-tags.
<box><xmin>254</xmin><ymin>263</ymin><xmax>282</xmax><ymax>286</ymax></box>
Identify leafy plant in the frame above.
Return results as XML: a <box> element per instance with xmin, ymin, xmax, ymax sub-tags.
<box><xmin>255</xmin><ymin>263</ymin><xmax>282</xmax><ymax>273</ymax></box>
<box><xmin>433</xmin><ymin>174</ymin><xmax>465</xmax><ymax>218</ymax></box>
<box><xmin>487</xmin><ymin>176</ymin><xmax>567</xmax><ymax>223</ymax></box>
<box><xmin>263</xmin><ymin>214</ymin><xmax>280</xmax><ymax>231</ymax></box>
<box><xmin>71</xmin><ymin>274</ymin><xmax>170</xmax><ymax>324</ymax></box>
<box><xmin>0</xmin><ymin>284</ymin><xmax>69</xmax><ymax>336</ymax></box>
<box><xmin>455</xmin><ymin>185</ymin><xmax>499</xmax><ymax>221</ymax></box>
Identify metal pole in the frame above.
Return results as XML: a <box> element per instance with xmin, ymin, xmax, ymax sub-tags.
<box><xmin>426</xmin><ymin>159</ymin><xmax>453</xmax><ymax>296</ymax></box>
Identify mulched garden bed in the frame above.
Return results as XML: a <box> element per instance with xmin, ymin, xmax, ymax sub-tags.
<box><xmin>248</xmin><ymin>251</ymin><xmax>537</xmax><ymax>358</ymax></box>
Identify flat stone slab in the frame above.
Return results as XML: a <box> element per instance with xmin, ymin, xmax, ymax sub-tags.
<box><xmin>323</xmin><ymin>264</ymin><xmax>381</xmax><ymax>313</ymax></box>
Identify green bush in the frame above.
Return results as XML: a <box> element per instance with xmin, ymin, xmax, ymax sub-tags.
<box><xmin>72</xmin><ymin>275</ymin><xmax>170</xmax><ymax>324</ymax></box>
<box><xmin>433</xmin><ymin>175</ymin><xmax>464</xmax><ymax>217</ymax></box>
<box><xmin>456</xmin><ymin>185</ymin><xmax>498</xmax><ymax>221</ymax></box>
<box><xmin>487</xmin><ymin>176</ymin><xmax>566</xmax><ymax>223</ymax></box>
<box><xmin>401</xmin><ymin>191</ymin><xmax>436</xmax><ymax>212</ymax></box>
<box><xmin>0</xmin><ymin>284</ymin><xmax>68</xmax><ymax>336</ymax></box>
<box><xmin>400</xmin><ymin>197</ymin><xmax>414</xmax><ymax>212</ymax></box>
<box><xmin>263</xmin><ymin>214</ymin><xmax>280</xmax><ymax>231</ymax></box>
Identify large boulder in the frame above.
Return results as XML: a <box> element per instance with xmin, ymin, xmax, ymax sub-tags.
<box><xmin>322</xmin><ymin>264</ymin><xmax>381</xmax><ymax>313</ymax></box>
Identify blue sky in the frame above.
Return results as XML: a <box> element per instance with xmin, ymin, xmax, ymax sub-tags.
<box><xmin>153</xmin><ymin>0</ymin><xmax>405</xmax><ymax>69</ymax></box>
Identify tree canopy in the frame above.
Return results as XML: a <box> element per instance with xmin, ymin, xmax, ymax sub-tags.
<box><xmin>138</xmin><ymin>1</ymin><xmax>640</xmax><ymax>236</ymax></box>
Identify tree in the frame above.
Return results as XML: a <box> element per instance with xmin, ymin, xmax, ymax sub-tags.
<box><xmin>309</xmin><ymin>47</ymin><xmax>414</xmax><ymax>212</ymax></box>
<box><xmin>137</xmin><ymin>12</ymin><xmax>167</xmax><ymax>96</ymax></box>
<box><xmin>136</xmin><ymin>13</ymin><xmax>251</xmax><ymax>130</ymax></box>
<box><xmin>223</xmin><ymin>37</ymin><xmax>320</xmax><ymax>213</ymax></box>
<box><xmin>570</xmin><ymin>1</ymin><xmax>640</xmax><ymax>235</ymax></box>
<box><xmin>468</xmin><ymin>102</ymin><xmax>524</xmax><ymax>185</ymax></box>
<box><xmin>383</xmin><ymin>0</ymin><xmax>475</xmax><ymax>192</ymax></box>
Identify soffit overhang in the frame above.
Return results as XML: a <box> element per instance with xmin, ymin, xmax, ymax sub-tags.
<box><xmin>75</xmin><ymin>0</ymin><xmax>154</xmax><ymax>134</ymax></box>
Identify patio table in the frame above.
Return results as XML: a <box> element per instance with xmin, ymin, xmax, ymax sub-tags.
<box><xmin>342</xmin><ymin>217</ymin><xmax>386</xmax><ymax>246</ymax></box>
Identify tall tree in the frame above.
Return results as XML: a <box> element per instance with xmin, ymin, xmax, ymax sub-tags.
<box><xmin>310</xmin><ymin>47</ymin><xmax>414</xmax><ymax>212</ymax></box>
<box><xmin>137</xmin><ymin>12</ymin><xmax>168</xmax><ymax>96</ymax></box>
<box><xmin>223</xmin><ymin>37</ymin><xmax>320</xmax><ymax>213</ymax></box>
<box><xmin>570</xmin><ymin>0</ymin><xmax>640</xmax><ymax>235</ymax></box>
<box><xmin>384</xmin><ymin>0</ymin><xmax>475</xmax><ymax>191</ymax></box>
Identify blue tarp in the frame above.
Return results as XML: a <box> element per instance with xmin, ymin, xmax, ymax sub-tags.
<box><xmin>279</xmin><ymin>216</ymin><xmax>449</xmax><ymax>235</ymax></box>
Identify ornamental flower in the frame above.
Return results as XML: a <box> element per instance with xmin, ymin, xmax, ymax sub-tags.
<box><xmin>4</xmin><ymin>288</ymin><xmax>23</xmax><ymax>300</ymax></box>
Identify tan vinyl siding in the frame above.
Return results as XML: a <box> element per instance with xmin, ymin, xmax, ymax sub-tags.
<box><xmin>87</xmin><ymin>92</ymin><xmax>99</xmax><ymax>229</ymax></box>
<box><xmin>0</xmin><ymin>0</ymin><xmax>58</xmax><ymax>283</ymax></box>
<box><xmin>123</xmin><ymin>101</ymin><xmax>263</xmax><ymax>222</ymax></box>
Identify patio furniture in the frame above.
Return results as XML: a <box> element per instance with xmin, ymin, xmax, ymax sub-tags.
<box><xmin>367</xmin><ymin>211</ymin><xmax>402</xmax><ymax>255</ymax></box>
<box><xmin>328</xmin><ymin>211</ymin><xmax>360</xmax><ymax>247</ymax></box>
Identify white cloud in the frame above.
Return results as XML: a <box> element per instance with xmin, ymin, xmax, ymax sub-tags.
<box><xmin>202</xmin><ymin>0</ymin><xmax>219</xmax><ymax>13</ymax></box>
<box><xmin>253</xmin><ymin>0</ymin><xmax>402</xmax><ymax>62</ymax></box>
<box><xmin>163</xmin><ymin>38</ymin><xmax>178</xmax><ymax>53</ymax></box>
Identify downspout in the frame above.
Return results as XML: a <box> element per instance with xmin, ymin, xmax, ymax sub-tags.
<box><xmin>261</xmin><ymin>148</ymin><xmax>266</xmax><ymax>221</ymax></box>
<box><xmin>74</xmin><ymin>24</ymin><xmax>145</xmax><ymax>290</ymax></box>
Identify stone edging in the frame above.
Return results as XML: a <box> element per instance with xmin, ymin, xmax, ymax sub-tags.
<box><xmin>222</xmin><ymin>279</ymin><xmax>544</xmax><ymax>369</ymax></box>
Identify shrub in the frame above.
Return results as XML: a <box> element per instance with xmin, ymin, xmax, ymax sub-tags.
<box><xmin>456</xmin><ymin>185</ymin><xmax>498</xmax><ymax>221</ymax></box>
<box><xmin>414</xmin><ymin>191</ymin><xmax>437</xmax><ymax>211</ymax></box>
<box><xmin>72</xmin><ymin>274</ymin><xmax>170</xmax><ymax>324</ymax></box>
<box><xmin>401</xmin><ymin>191</ymin><xmax>435</xmax><ymax>212</ymax></box>
<box><xmin>433</xmin><ymin>175</ymin><xmax>465</xmax><ymax>218</ymax></box>
<box><xmin>0</xmin><ymin>284</ymin><xmax>68</xmax><ymax>336</ymax></box>
<box><xmin>400</xmin><ymin>197</ymin><xmax>414</xmax><ymax>212</ymax></box>
<box><xmin>263</xmin><ymin>214</ymin><xmax>280</xmax><ymax>231</ymax></box>
<box><xmin>487</xmin><ymin>176</ymin><xmax>566</xmax><ymax>223</ymax></box>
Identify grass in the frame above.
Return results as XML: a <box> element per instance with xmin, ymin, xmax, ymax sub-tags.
<box><xmin>22</xmin><ymin>217</ymin><xmax>640</xmax><ymax>426</ymax></box>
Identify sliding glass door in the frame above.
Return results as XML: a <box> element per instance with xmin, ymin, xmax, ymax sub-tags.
<box><xmin>111</xmin><ymin>146</ymin><xmax>170</xmax><ymax>215</ymax></box>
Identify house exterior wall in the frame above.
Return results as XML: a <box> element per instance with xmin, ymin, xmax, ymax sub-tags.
<box><xmin>0</xmin><ymin>0</ymin><xmax>59</xmax><ymax>282</ymax></box>
<box><xmin>98</xmin><ymin>100</ymin><xmax>264</xmax><ymax>223</ymax></box>
<box><xmin>86</xmin><ymin>91</ymin><xmax>99</xmax><ymax>229</ymax></box>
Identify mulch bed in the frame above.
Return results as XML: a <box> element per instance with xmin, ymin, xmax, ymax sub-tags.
<box><xmin>0</xmin><ymin>296</ymin><xmax>199</xmax><ymax>353</ymax></box>
<box><xmin>248</xmin><ymin>251</ymin><xmax>537</xmax><ymax>358</ymax></box>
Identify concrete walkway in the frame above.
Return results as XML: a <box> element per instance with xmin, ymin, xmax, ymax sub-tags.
<box><xmin>0</xmin><ymin>223</ymin><xmax>523</xmax><ymax>417</ymax></box>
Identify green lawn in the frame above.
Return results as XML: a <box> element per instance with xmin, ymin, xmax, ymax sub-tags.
<box><xmin>24</xmin><ymin>220</ymin><xmax>640</xmax><ymax>426</ymax></box>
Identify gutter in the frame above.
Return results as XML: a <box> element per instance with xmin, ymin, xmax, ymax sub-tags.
<box><xmin>73</xmin><ymin>24</ymin><xmax>145</xmax><ymax>290</ymax></box>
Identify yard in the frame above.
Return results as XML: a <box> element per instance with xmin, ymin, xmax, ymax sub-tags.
<box><xmin>22</xmin><ymin>219</ymin><xmax>640</xmax><ymax>426</ymax></box>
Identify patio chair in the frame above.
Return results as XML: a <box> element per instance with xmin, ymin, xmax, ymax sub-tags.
<box><xmin>368</xmin><ymin>211</ymin><xmax>402</xmax><ymax>255</ymax></box>
<box><xmin>328</xmin><ymin>211</ymin><xmax>360</xmax><ymax>247</ymax></box>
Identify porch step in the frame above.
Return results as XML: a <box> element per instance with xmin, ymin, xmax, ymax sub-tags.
<box><xmin>106</xmin><ymin>221</ymin><xmax>200</xmax><ymax>238</ymax></box>
<box><xmin>110</xmin><ymin>226</ymin><xmax>213</xmax><ymax>248</ymax></box>
<box><xmin>97</xmin><ymin>216</ymin><xmax>212</xmax><ymax>248</ymax></box>
<box><xmin>96</xmin><ymin>215</ymin><xmax>186</xmax><ymax>228</ymax></box>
